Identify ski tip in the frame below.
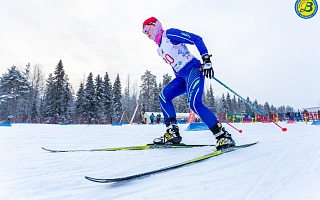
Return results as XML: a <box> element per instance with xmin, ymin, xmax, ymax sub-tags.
<box><xmin>282</xmin><ymin>127</ymin><xmax>287</xmax><ymax>132</ymax></box>
<box><xmin>84</xmin><ymin>176</ymin><xmax>97</xmax><ymax>182</ymax></box>
<box><xmin>41</xmin><ymin>147</ymin><xmax>60</xmax><ymax>153</ymax></box>
<box><xmin>41</xmin><ymin>147</ymin><xmax>48</xmax><ymax>151</ymax></box>
<box><xmin>85</xmin><ymin>176</ymin><xmax>112</xmax><ymax>183</ymax></box>
<box><xmin>252</xmin><ymin>141</ymin><xmax>259</xmax><ymax>146</ymax></box>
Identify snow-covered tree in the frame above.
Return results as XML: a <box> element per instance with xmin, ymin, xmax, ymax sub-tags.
<box><xmin>232</xmin><ymin>95</ymin><xmax>238</xmax><ymax>114</ymax></box>
<box><xmin>83</xmin><ymin>72</ymin><xmax>96</xmax><ymax>120</ymax></box>
<box><xmin>61</xmin><ymin>81</ymin><xmax>74</xmax><ymax>119</ymax></box>
<box><xmin>264</xmin><ymin>102</ymin><xmax>271</xmax><ymax>114</ymax></box>
<box><xmin>174</xmin><ymin>94</ymin><xmax>189</xmax><ymax>113</ymax></box>
<box><xmin>75</xmin><ymin>82</ymin><xmax>85</xmax><ymax>118</ymax></box>
<box><xmin>112</xmin><ymin>74</ymin><xmax>122</xmax><ymax>123</ymax></box>
<box><xmin>95</xmin><ymin>75</ymin><xmax>105</xmax><ymax>120</ymax></box>
<box><xmin>140</xmin><ymin>70</ymin><xmax>157</xmax><ymax>112</ymax></box>
<box><xmin>43</xmin><ymin>73</ymin><xmax>55</xmax><ymax>118</ymax></box>
<box><xmin>0</xmin><ymin>65</ymin><xmax>31</xmax><ymax>117</ymax></box>
<box><xmin>221</xmin><ymin>93</ymin><xmax>227</xmax><ymax>114</ymax></box>
<box><xmin>152</xmin><ymin>80</ymin><xmax>161</xmax><ymax>112</ymax></box>
<box><xmin>162</xmin><ymin>73</ymin><xmax>172</xmax><ymax>87</ymax></box>
<box><xmin>237</xmin><ymin>97</ymin><xmax>245</xmax><ymax>114</ymax></box>
<box><xmin>41</xmin><ymin>60</ymin><xmax>74</xmax><ymax>122</ymax></box>
<box><xmin>245</xmin><ymin>97</ymin><xmax>253</xmax><ymax>114</ymax></box>
<box><xmin>226</xmin><ymin>92</ymin><xmax>232</xmax><ymax>114</ymax></box>
<box><xmin>277</xmin><ymin>105</ymin><xmax>286</xmax><ymax>114</ymax></box>
<box><xmin>270</xmin><ymin>105</ymin><xmax>277</xmax><ymax>114</ymax></box>
<box><xmin>205</xmin><ymin>84</ymin><xmax>216</xmax><ymax>113</ymax></box>
<box><xmin>52</xmin><ymin>60</ymin><xmax>67</xmax><ymax>117</ymax></box>
<box><xmin>103</xmin><ymin>72</ymin><xmax>113</xmax><ymax>121</ymax></box>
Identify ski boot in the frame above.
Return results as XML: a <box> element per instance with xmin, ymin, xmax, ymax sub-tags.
<box><xmin>210</xmin><ymin>122</ymin><xmax>235</xmax><ymax>150</ymax></box>
<box><xmin>153</xmin><ymin>124</ymin><xmax>182</xmax><ymax>144</ymax></box>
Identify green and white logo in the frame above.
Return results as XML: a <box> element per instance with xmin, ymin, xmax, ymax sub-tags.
<box><xmin>295</xmin><ymin>0</ymin><xmax>318</xmax><ymax>19</ymax></box>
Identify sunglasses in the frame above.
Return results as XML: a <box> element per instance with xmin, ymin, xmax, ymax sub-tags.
<box><xmin>142</xmin><ymin>21</ymin><xmax>156</xmax><ymax>34</ymax></box>
<box><xmin>142</xmin><ymin>25</ymin><xmax>151</xmax><ymax>34</ymax></box>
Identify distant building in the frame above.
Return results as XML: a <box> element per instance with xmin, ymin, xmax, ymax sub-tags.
<box><xmin>302</xmin><ymin>107</ymin><xmax>320</xmax><ymax>112</ymax></box>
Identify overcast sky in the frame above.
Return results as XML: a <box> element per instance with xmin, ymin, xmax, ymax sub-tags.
<box><xmin>0</xmin><ymin>0</ymin><xmax>319</xmax><ymax>110</ymax></box>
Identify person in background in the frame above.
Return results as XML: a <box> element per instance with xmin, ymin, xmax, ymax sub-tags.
<box><xmin>3</xmin><ymin>115</ymin><xmax>13</xmax><ymax>124</ymax></box>
<box><xmin>156</xmin><ymin>114</ymin><xmax>161</xmax><ymax>124</ymax></box>
<box><xmin>142</xmin><ymin>17</ymin><xmax>235</xmax><ymax>150</ymax></box>
<box><xmin>150</xmin><ymin>113</ymin><xmax>155</xmax><ymax>124</ymax></box>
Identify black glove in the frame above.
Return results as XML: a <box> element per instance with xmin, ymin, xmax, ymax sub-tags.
<box><xmin>202</xmin><ymin>54</ymin><xmax>214</xmax><ymax>78</ymax></box>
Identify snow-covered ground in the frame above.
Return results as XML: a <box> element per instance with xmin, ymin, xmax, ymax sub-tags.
<box><xmin>1</xmin><ymin>122</ymin><xmax>320</xmax><ymax>200</ymax></box>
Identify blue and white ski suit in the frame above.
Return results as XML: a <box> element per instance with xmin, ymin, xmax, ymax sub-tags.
<box><xmin>158</xmin><ymin>28</ymin><xmax>218</xmax><ymax>128</ymax></box>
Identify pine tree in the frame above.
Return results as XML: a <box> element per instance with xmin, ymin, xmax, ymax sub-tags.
<box><xmin>112</xmin><ymin>74</ymin><xmax>122</xmax><ymax>123</ymax></box>
<box><xmin>202</xmin><ymin>91</ymin><xmax>207</xmax><ymax>107</ymax></box>
<box><xmin>23</xmin><ymin>63</ymin><xmax>32</xmax><ymax>120</ymax></box>
<box><xmin>221</xmin><ymin>93</ymin><xmax>227</xmax><ymax>114</ymax></box>
<box><xmin>95</xmin><ymin>75</ymin><xmax>105</xmax><ymax>120</ymax></box>
<box><xmin>270</xmin><ymin>105</ymin><xmax>277</xmax><ymax>114</ymax></box>
<box><xmin>75</xmin><ymin>82</ymin><xmax>85</xmax><ymax>119</ymax></box>
<box><xmin>226</xmin><ymin>92</ymin><xmax>232</xmax><ymax>114</ymax></box>
<box><xmin>162</xmin><ymin>73</ymin><xmax>172</xmax><ymax>87</ymax></box>
<box><xmin>205</xmin><ymin>84</ymin><xmax>216</xmax><ymax>113</ymax></box>
<box><xmin>0</xmin><ymin>65</ymin><xmax>31</xmax><ymax>117</ymax></box>
<box><xmin>285</xmin><ymin>106</ymin><xmax>294</xmax><ymax>113</ymax></box>
<box><xmin>237</xmin><ymin>97</ymin><xmax>245</xmax><ymax>114</ymax></box>
<box><xmin>140</xmin><ymin>70</ymin><xmax>157</xmax><ymax>112</ymax></box>
<box><xmin>174</xmin><ymin>95</ymin><xmax>189</xmax><ymax>113</ymax></box>
<box><xmin>245</xmin><ymin>97</ymin><xmax>253</xmax><ymax>114</ymax></box>
<box><xmin>253</xmin><ymin>99</ymin><xmax>264</xmax><ymax>114</ymax></box>
<box><xmin>264</xmin><ymin>102</ymin><xmax>271</xmax><ymax>114</ymax></box>
<box><xmin>278</xmin><ymin>105</ymin><xmax>286</xmax><ymax>114</ymax></box>
<box><xmin>43</xmin><ymin>73</ymin><xmax>55</xmax><ymax>118</ymax></box>
<box><xmin>103</xmin><ymin>72</ymin><xmax>113</xmax><ymax>122</ymax></box>
<box><xmin>83</xmin><ymin>72</ymin><xmax>96</xmax><ymax>120</ymax></box>
<box><xmin>232</xmin><ymin>95</ymin><xmax>238</xmax><ymax>114</ymax></box>
<box><xmin>52</xmin><ymin>60</ymin><xmax>67</xmax><ymax>117</ymax></box>
<box><xmin>61</xmin><ymin>81</ymin><xmax>74</xmax><ymax>119</ymax></box>
<box><xmin>152</xmin><ymin>80</ymin><xmax>161</xmax><ymax>112</ymax></box>
<box><xmin>42</xmin><ymin>59</ymin><xmax>74</xmax><ymax>122</ymax></box>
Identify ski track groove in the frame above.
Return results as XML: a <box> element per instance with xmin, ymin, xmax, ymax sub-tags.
<box><xmin>244</xmin><ymin>145</ymin><xmax>290</xmax><ymax>200</ymax></box>
<box><xmin>272</xmin><ymin>147</ymin><xmax>320</xmax><ymax>199</ymax></box>
<box><xmin>261</xmin><ymin>148</ymin><xmax>300</xmax><ymax>199</ymax></box>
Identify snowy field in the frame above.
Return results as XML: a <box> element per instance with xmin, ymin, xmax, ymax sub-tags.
<box><xmin>1</xmin><ymin>122</ymin><xmax>320</xmax><ymax>200</ymax></box>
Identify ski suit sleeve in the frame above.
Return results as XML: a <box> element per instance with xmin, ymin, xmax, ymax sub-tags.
<box><xmin>165</xmin><ymin>28</ymin><xmax>209</xmax><ymax>56</ymax></box>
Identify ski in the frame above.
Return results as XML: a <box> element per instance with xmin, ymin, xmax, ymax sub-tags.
<box><xmin>41</xmin><ymin>143</ymin><xmax>215</xmax><ymax>153</ymax></box>
<box><xmin>85</xmin><ymin>141</ymin><xmax>258</xmax><ymax>183</ymax></box>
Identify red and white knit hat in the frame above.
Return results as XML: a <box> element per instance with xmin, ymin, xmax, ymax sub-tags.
<box><xmin>142</xmin><ymin>17</ymin><xmax>163</xmax><ymax>42</ymax></box>
<box><xmin>142</xmin><ymin>17</ymin><xmax>158</xmax><ymax>29</ymax></box>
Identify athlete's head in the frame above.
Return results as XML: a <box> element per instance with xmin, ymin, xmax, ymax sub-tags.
<box><xmin>142</xmin><ymin>17</ymin><xmax>163</xmax><ymax>44</ymax></box>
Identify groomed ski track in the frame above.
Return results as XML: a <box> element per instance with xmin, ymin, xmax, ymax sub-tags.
<box><xmin>0</xmin><ymin>123</ymin><xmax>320</xmax><ymax>200</ymax></box>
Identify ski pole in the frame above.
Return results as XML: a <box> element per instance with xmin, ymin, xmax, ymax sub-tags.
<box><xmin>212</xmin><ymin>76</ymin><xmax>287</xmax><ymax>132</ymax></box>
<box><xmin>216</xmin><ymin>114</ymin><xmax>243</xmax><ymax>133</ymax></box>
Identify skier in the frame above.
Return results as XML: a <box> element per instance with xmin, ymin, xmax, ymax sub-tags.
<box><xmin>142</xmin><ymin>17</ymin><xmax>235</xmax><ymax>150</ymax></box>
